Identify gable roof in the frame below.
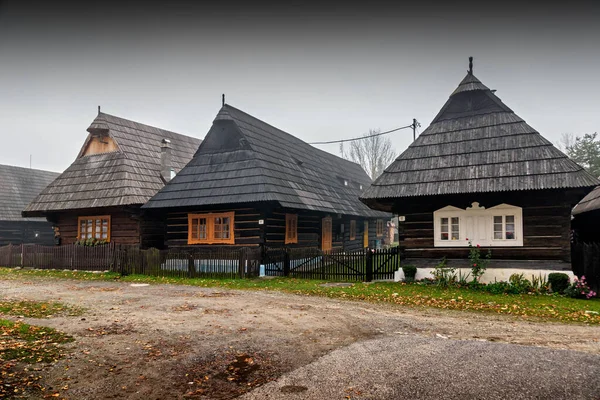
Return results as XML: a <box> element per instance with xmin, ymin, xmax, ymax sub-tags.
<box><xmin>0</xmin><ymin>164</ymin><xmax>59</xmax><ymax>221</ymax></box>
<box><xmin>361</xmin><ymin>67</ymin><xmax>599</xmax><ymax>207</ymax></box>
<box><xmin>23</xmin><ymin>112</ymin><xmax>201</xmax><ymax>217</ymax></box>
<box><xmin>143</xmin><ymin>105</ymin><xmax>388</xmax><ymax>218</ymax></box>
<box><xmin>573</xmin><ymin>186</ymin><xmax>600</xmax><ymax>215</ymax></box>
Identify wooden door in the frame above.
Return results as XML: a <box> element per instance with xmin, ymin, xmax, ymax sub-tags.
<box><xmin>322</xmin><ymin>217</ymin><xmax>332</xmax><ymax>251</ymax></box>
<box><xmin>364</xmin><ymin>221</ymin><xmax>369</xmax><ymax>248</ymax></box>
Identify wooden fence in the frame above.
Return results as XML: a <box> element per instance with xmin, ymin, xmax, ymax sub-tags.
<box><xmin>0</xmin><ymin>244</ymin><xmax>261</xmax><ymax>279</ymax></box>
<box><xmin>0</xmin><ymin>244</ymin><xmax>401</xmax><ymax>282</ymax></box>
<box><xmin>263</xmin><ymin>246</ymin><xmax>401</xmax><ymax>281</ymax></box>
<box><xmin>571</xmin><ymin>242</ymin><xmax>600</xmax><ymax>292</ymax></box>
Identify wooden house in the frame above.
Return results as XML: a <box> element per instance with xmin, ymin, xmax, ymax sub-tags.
<box><xmin>142</xmin><ymin>104</ymin><xmax>390</xmax><ymax>251</ymax></box>
<box><xmin>572</xmin><ymin>186</ymin><xmax>600</xmax><ymax>242</ymax></box>
<box><xmin>23</xmin><ymin>111</ymin><xmax>201</xmax><ymax>247</ymax></box>
<box><xmin>0</xmin><ymin>164</ymin><xmax>59</xmax><ymax>246</ymax></box>
<box><xmin>360</xmin><ymin>59</ymin><xmax>599</xmax><ymax>270</ymax></box>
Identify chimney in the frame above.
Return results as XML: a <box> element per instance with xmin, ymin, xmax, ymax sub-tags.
<box><xmin>160</xmin><ymin>138</ymin><xmax>172</xmax><ymax>182</ymax></box>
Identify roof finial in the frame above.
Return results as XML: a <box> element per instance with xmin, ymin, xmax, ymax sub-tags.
<box><xmin>98</xmin><ymin>105</ymin><xmax>101</xmax><ymax>114</ymax></box>
<box><xmin>222</xmin><ymin>94</ymin><xmax>225</xmax><ymax>107</ymax></box>
<box><xmin>468</xmin><ymin>56</ymin><xmax>473</xmax><ymax>75</ymax></box>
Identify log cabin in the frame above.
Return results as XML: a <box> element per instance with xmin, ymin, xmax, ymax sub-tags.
<box><xmin>572</xmin><ymin>186</ymin><xmax>600</xmax><ymax>242</ymax></box>
<box><xmin>23</xmin><ymin>111</ymin><xmax>201</xmax><ymax>247</ymax></box>
<box><xmin>0</xmin><ymin>164</ymin><xmax>59</xmax><ymax>246</ymax></box>
<box><xmin>142</xmin><ymin>104</ymin><xmax>390</xmax><ymax>251</ymax></box>
<box><xmin>360</xmin><ymin>58</ymin><xmax>599</xmax><ymax>270</ymax></box>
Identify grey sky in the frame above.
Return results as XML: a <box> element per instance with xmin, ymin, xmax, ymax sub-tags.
<box><xmin>1</xmin><ymin>1</ymin><xmax>599</xmax><ymax>173</ymax></box>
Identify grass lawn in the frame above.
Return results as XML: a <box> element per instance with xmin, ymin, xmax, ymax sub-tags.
<box><xmin>0</xmin><ymin>299</ymin><xmax>84</xmax><ymax>318</ymax></box>
<box><xmin>1</xmin><ymin>267</ymin><xmax>599</xmax><ymax>324</ymax></box>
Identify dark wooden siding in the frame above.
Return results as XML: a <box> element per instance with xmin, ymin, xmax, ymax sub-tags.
<box><xmin>396</xmin><ymin>190</ymin><xmax>581</xmax><ymax>264</ymax></box>
<box><xmin>0</xmin><ymin>220</ymin><xmax>55</xmax><ymax>246</ymax></box>
<box><xmin>165</xmin><ymin>205</ymin><xmax>266</xmax><ymax>248</ymax></box>
<box><xmin>50</xmin><ymin>207</ymin><xmax>142</xmax><ymax>245</ymax></box>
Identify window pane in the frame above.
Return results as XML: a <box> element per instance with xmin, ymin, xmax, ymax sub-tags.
<box><xmin>191</xmin><ymin>218</ymin><xmax>199</xmax><ymax>239</ymax></box>
<box><xmin>198</xmin><ymin>218</ymin><xmax>206</xmax><ymax>239</ymax></box>
<box><xmin>450</xmin><ymin>217</ymin><xmax>459</xmax><ymax>240</ymax></box>
<box><xmin>494</xmin><ymin>216</ymin><xmax>502</xmax><ymax>224</ymax></box>
<box><xmin>505</xmin><ymin>215</ymin><xmax>514</xmax><ymax>224</ymax></box>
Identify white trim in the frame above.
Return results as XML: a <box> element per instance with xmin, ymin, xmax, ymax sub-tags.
<box><xmin>433</xmin><ymin>202</ymin><xmax>523</xmax><ymax>247</ymax></box>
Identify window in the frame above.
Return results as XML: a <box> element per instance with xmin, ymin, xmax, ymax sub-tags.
<box><xmin>349</xmin><ymin>220</ymin><xmax>356</xmax><ymax>240</ymax></box>
<box><xmin>364</xmin><ymin>221</ymin><xmax>369</xmax><ymax>248</ymax></box>
<box><xmin>433</xmin><ymin>202</ymin><xmax>523</xmax><ymax>247</ymax></box>
<box><xmin>188</xmin><ymin>212</ymin><xmax>234</xmax><ymax>244</ymax></box>
<box><xmin>285</xmin><ymin>214</ymin><xmax>298</xmax><ymax>244</ymax></box>
<box><xmin>78</xmin><ymin>216</ymin><xmax>111</xmax><ymax>241</ymax></box>
<box><xmin>322</xmin><ymin>216</ymin><xmax>332</xmax><ymax>251</ymax></box>
<box><xmin>493</xmin><ymin>215</ymin><xmax>516</xmax><ymax>240</ymax></box>
<box><xmin>376</xmin><ymin>219</ymin><xmax>384</xmax><ymax>237</ymax></box>
<box><xmin>440</xmin><ymin>217</ymin><xmax>460</xmax><ymax>241</ymax></box>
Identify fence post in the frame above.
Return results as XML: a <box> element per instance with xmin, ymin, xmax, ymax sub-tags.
<box><xmin>238</xmin><ymin>248</ymin><xmax>246</xmax><ymax>279</ymax></box>
<box><xmin>320</xmin><ymin>250</ymin><xmax>325</xmax><ymax>280</ymax></box>
<box><xmin>366</xmin><ymin>248</ymin><xmax>373</xmax><ymax>282</ymax></box>
<box><xmin>20</xmin><ymin>243</ymin><xmax>24</xmax><ymax>267</ymax></box>
<box><xmin>188</xmin><ymin>252</ymin><xmax>195</xmax><ymax>278</ymax></box>
<box><xmin>283</xmin><ymin>249</ymin><xmax>290</xmax><ymax>277</ymax></box>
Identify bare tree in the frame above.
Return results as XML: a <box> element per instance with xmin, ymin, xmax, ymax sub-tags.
<box><xmin>557</xmin><ymin>133</ymin><xmax>575</xmax><ymax>153</ymax></box>
<box><xmin>340</xmin><ymin>129</ymin><xmax>396</xmax><ymax>180</ymax></box>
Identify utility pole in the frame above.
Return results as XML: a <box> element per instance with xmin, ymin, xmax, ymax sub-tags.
<box><xmin>411</xmin><ymin>118</ymin><xmax>421</xmax><ymax>141</ymax></box>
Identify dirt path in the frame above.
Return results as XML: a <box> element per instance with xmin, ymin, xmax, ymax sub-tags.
<box><xmin>1</xmin><ymin>276</ymin><xmax>599</xmax><ymax>399</ymax></box>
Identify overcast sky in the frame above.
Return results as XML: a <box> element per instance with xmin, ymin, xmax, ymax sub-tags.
<box><xmin>1</xmin><ymin>1</ymin><xmax>599</xmax><ymax>172</ymax></box>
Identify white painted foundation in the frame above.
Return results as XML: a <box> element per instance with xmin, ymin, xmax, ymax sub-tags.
<box><xmin>394</xmin><ymin>268</ymin><xmax>575</xmax><ymax>284</ymax></box>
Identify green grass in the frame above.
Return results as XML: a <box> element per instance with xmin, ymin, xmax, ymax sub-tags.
<box><xmin>0</xmin><ymin>319</ymin><xmax>74</xmax><ymax>363</ymax></box>
<box><xmin>1</xmin><ymin>267</ymin><xmax>599</xmax><ymax>324</ymax></box>
<box><xmin>0</xmin><ymin>299</ymin><xmax>84</xmax><ymax>318</ymax></box>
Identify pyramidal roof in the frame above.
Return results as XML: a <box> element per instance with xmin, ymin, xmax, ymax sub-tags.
<box><xmin>361</xmin><ymin>63</ymin><xmax>599</xmax><ymax>207</ymax></box>
<box><xmin>143</xmin><ymin>104</ymin><xmax>388</xmax><ymax>218</ymax></box>
<box><xmin>23</xmin><ymin>112</ymin><xmax>201</xmax><ymax>216</ymax></box>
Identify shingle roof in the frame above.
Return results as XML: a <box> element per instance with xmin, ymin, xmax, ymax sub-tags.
<box><xmin>573</xmin><ymin>186</ymin><xmax>600</xmax><ymax>215</ymax></box>
<box><xmin>23</xmin><ymin>112</ymin><xmax>201</xmax><ymax>216</ymax></box>
<box><xmin>360</xmin><ymin>70</ymin><xmax>599</xmax><ymax>204</ymax></box>
<box><xmin>0</xmin><ymin>164</ymin><xmax>59</xmax><ymax>221</ymax></box>
<box><xmin>143</xmin><ymin>105</ymin><xmax>389</xmax><ymax>218</ymax></box>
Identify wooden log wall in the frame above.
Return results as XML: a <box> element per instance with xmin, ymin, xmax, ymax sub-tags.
<box><xmin>165</xmin><ymin>205</ymin><xmax>265</xmax><ymax>247</ymax></box>
<box><xmin>0</xmin><ymin>220</ymin><xmax>55</xmax><ymax>246</ymax></box>
<box><xmin>396</xmin><ymin>190</ymin><xmax>581</xmax><ymax>263</ymax></box>
<box><xmin>265</xmin><ymin>209</ymin><xmax>319</xmax><ymax>248</ymax></box>
<box><xmin>51</xmin><ymin>207</ymin><xmax>142</xmax><ymax>245</ymax></box>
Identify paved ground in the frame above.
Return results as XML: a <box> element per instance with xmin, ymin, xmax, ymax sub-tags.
<box><xmin>242</xmin><ymin>336</ymin><xmax>600</xmax><ymax>399</ymax></box>
<box><xmin>1</xmin><ymin>276</ymin><xmax>600</xmax><ymax>399</ymax></box>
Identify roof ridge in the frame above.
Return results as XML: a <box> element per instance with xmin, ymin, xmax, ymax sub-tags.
<box><xmin>98</xmin><ymin>112</ymin><xmax>199</xmax><ymax>142</ymax></box>
<box><xmin>0</xmin><ymin>163</ymin><xmax>61</xmax><ymax>175</ymax></box>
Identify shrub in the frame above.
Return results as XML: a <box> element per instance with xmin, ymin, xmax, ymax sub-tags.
<box><xmin>564</xmin><ymin>276</ymin><xmax>597</xmax><ymax>299</ymax></box>
<box><xmin>547</xmin><ymin>273</ymin><xmax>570</xmax><ymax>294</ymax></box>
<box><xmin>467</xmin><ymin>239</ymin><xmax>491</xmax><ymax>282</ymax></box>
<box><xmin>402</xmin><ymin>265</ymin><xmax>417</xmax><ymax>282</ymax></box>
<box><xmin>485</xmin><ymin>281</ymin><xmax>514</xmax><ymax>294</ymax></box>
<box><xmin>509</xmin><ymin>273</ymin><xmax>533</xmax><ymax>293</ymax></box>
<box><xmin>530</xmin><ymin>273</ymin><xmax>550</xmax><ymax>294</ymax></box>
<box><xmin>431</xmin><ymin>257</ymin><xmax>456</xmax><ymax>287</ymax></box>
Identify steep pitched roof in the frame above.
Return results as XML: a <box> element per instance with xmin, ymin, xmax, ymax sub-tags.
<box><xmin>361</xmin><ymin>68</ymin><xmax>599</xmax><ymax>205</ymax></box>
<box><xmin>23</xmin><ymin>112</ymin><xmax>201</xmax><ymax>216</ymax></box>
<box><xmin>573</xmin><ymin>186</ymin><xmax>600</xmax><ymax>215</ymax></box>
<box><xmin>0</xmin><ymin>164</ymin><xmax>59</xmax><ymax>221</ymax></box>
<box><xmin>144</xmin><ymin>105</ymin><xmax>388</xmax><ymax>218</ymax></box>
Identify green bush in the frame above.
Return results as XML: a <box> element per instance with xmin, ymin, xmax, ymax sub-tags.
<box><xmin>509</xmin><ymin>273</ymin><xmax>533</xmax><ymax>293</ymax></box>
<box><xmin>402</xmin><ymin>265</ymin><xmax>417</xmax><ymax>282</ymax></box>
<box><xmin>430</xmin><ymin>257</ymin><xmax>456</xmax><ymax>287</ymax></box>
<box><xmin>485</xmin><ymin>281</ymin><xmax>514</xmax><ymax>294</ymax></box>
<box><xmin>548</xmin><ymin>273</ymin><xmax>570</xmax><ymax>294</ymax></box>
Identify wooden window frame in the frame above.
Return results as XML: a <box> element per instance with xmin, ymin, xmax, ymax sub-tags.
<box><xmin>188</xmin><ymin>212</ymin><xmax>235</xmax><ymax>245</ymax></box>
<box><xmin>322</xmin><ymin>216</ymin><xmax>332</xmax><ymax>251</ymax></box>
<box><xmin>77</xmin><ymin>215</ymin><xmax>111</xmax><ymax>242</ymax></box>
<box><xmin>376</xmin><ymin>219</ymin><xmax>384</xmax><ymax>237</ymax></box>
<box><xmin>349</xmin><ymin>220</ymin><xmax>356</xmax><ymax>241</ymax></box>
<box><xmin>285</xmin><ymin>214</ymin><xmax>298</xmax><ymax>244</ymax></box>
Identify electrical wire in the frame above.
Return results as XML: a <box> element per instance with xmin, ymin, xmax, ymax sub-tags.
<box><xmin>309</xmin><ymin>124</ymin><xmax>414</xmax><ymax>145</ymax></box>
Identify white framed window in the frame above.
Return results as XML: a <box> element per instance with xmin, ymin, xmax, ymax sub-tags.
<box><xmin>434</xmin><ymin>202</ymin><xmax>523</xmax><ymax>247</ymax></box>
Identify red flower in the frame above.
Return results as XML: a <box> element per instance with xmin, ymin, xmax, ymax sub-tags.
<box><xmin>465</xmin><ymin>238</ymin><xmax>469</xmax><ymax>241</ymax></box>
<box><xmin>476</xmin><ymin>244</ymin><xmax>480</xmax><ymax>248</ymax></box>
<box><xmin>473</xmin><ymin>263</ymin><xmax>477</xmax><ymax>267</ymax></box>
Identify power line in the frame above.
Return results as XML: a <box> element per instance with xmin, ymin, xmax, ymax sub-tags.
<box><xmin>309</xmin><ymin>123</ymin><xmax>414</xmax><ymax>145</ymax></box>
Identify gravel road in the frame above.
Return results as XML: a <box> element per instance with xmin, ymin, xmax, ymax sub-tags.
<box><xmin>1</xmin><ymin>276</ymin><xmax>599</xmax><ymax>399</ymax></box>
